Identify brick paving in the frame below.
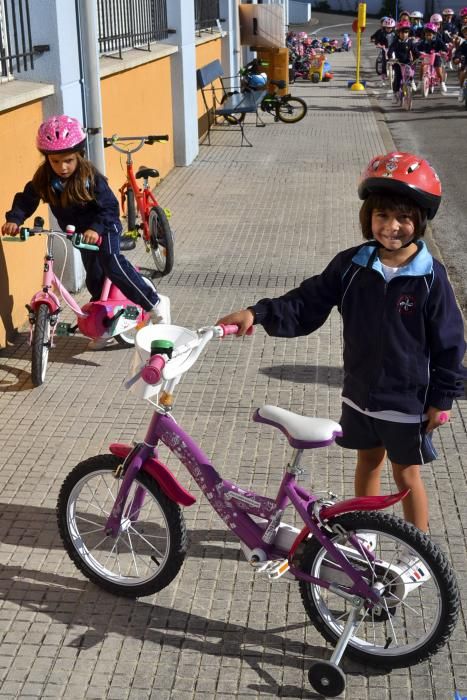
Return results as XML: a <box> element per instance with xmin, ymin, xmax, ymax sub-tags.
<box><xmin>0</xmin><ymin>48</ymin><xmax>466</xmax><ymax>699</ymax></box>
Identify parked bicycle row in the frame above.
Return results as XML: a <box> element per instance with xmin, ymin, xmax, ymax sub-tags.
<box><xmin>286</xmin><ymin>30</ymin><xmax>351</xmax><ymax>83</ymax></box>
<box><xmin>371</xmin><ymin>9</ymin><xmax>467</xmax><ymax>108</ymax></box>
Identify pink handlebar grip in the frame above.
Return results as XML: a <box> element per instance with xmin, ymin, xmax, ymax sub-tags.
<box><xmin>219</xmin><ymin>324</ymin><xmax>254</xmax><ymax>337</ymax></box>
<box><xmin>141</xmin><ymin>354</ymin><xmax>166</xmax><ymax>385</ymax></box>
<box><xmin>438</xmin><ymin>411</ymin><xmax>449</xmax><ymax>424</ymax></box>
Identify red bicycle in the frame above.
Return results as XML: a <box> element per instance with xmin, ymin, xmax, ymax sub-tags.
<box><xmin>104</xmin><ymin>134</ymin><xmax>174</xmax><ymax>276</ymax></box>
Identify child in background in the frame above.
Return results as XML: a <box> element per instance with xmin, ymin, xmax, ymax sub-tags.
<box><xmin>370</xmin><ymin>17</ymin><xmax>396</xmax><ymax>80</ymax></box>
<box><xmin>418</xmin><ymin>23</ymin><xmax>449</xmax><ymax>94</ymax></box>
<box><xmin>388</xmin><ymin>21</ymin><xmax>420</xmax><ymax>100</ymax></box>
<box><xmin>217</xmin><ymin>152</ymin><xmax>466</xmax><ymax>538</ymax></box>
<box><xmin>2</xmin><ymin>115</ymin><xmax>170</xmax><ymax>348</ymax></box>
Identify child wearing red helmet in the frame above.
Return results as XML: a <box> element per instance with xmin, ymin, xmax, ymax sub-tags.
<box><xmin>2</xmin><ymin>115</ymin><xmax>170</xmax><ymax>348</ymax></box>
<box><xmin>217</xmin><ymin>152</ymin><xmax>466</xmax><ymax>536</ymax></box>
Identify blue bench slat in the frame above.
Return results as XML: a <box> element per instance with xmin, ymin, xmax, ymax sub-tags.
<box><xmin>215</xmin><ymin>90</ymin><xmax>267</xmax><ymax>115</ymax></box>
<box><xmin>197</xmin><ymin>59</ymin><xmax>224</xmax><ymax>89</ymax></box>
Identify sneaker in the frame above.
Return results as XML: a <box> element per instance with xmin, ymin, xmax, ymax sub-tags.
<box><xmin>458</xmin><ymin>88</ymin><xmax>464</xmax><ymax>103</ymax></box>
<box><xmin>410</xmin><ymin>80</ymin><xmax>417</xmax><ymax>92</ymax></box>
<box><xmin>441</xmin><ymin>82</ymin><xmax>447</xmax><ymax>95</ymax></box>
<box><xmin>149</xmin><ymin>294</ymin><xmax>171</xmax><ymax>325</ymax></box>
<box><xmin>87</xmin><ymin>336</ymin><xmax>115</xmax><ymax>350</ymax></box>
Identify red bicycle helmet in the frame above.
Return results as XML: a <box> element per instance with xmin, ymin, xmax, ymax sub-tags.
<box><xmin>37</xmin><ymin>115</ymin><xmax>87</xmax><ymax>154</ymax></box>
<box><xmin>358</xmin><ymin>152</ymin><xmax>442</xmax><ymax>219</ymax></box>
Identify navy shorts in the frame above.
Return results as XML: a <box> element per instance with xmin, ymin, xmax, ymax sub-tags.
<box><xmin>335</xmin><ymin>403</ymin><xmax>438</xmax><ymax>465</ymax></box>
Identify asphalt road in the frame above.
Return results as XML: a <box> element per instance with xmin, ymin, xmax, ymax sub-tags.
<box><xmin>294</xmin><ymin>12</ymin><xmax>467</xmax><ymax>315</ymax></box>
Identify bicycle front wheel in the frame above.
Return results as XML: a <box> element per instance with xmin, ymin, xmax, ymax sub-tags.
<box><xmin>275</xmin><ymin>96</ymin><xmax>307</xmax><ymax>123</ymax></box>
<box><xmin>56</xmin><ymin>454</ymin><xmax>188</xmax><ymax>598</ymax></box>
<box><xmin>114</xmin><ymin>274</ymin><xmax>156</xmax><ymax>348</ymax></box>
<box><xmin>423</xmin><ymin>74</ymin><xmax>430</xmax><ymax>98</ymax></box>
<box><xmin>149</xmin><ymin>205</ymin><xmax>174</xmax><ymax>276</ymax></box>
<box><xmin>299</xmin><ymin>511</ymin><xmax>459</xmax><ymax>668</ymax></box>
<box><xmin>31</xmin><ymin>303</ymin><xmax>51</xmax><ymax>386</ymax></box>
<box><xmin>402</xmin><ymin>84</ymin><xmax>412</xmax><ymax>111</ymax></box>
<box><xmin>126</xmin><ymin>188</ymin><xmax>137</xmax><ymax>231</ymax></box>
<box><xmin>375</xmin><ymin>53</ymin><xmax>383</xmax><ymax>75</ymax></box>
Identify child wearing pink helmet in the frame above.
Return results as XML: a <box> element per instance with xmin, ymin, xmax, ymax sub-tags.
<box><xmin>2</xmin><ymin>115</ymin><xmax>170</xmax><ymax>348</ymax></box>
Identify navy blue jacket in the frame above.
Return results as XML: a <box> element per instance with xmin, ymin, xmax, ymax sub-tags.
<box><xmin>370</xmin><ymin>28</ymin><xmax>394</xmax><ymax>47</ymax></box>
<box><xmin>388</xmin><ymin>37</ymin><xmax>419</xmax><ymax>63</ymax></box>
<box><xmin>251</xmin><ymin>242</ymin><xmax>465</xmax><ymax>414</ymax></box>
<box><xmin>5</xmin><ymin>173</ymin><xmax>122</xmax><ymax>237</ymax></box>
<box><xmin>418</xmin><ymin>36</ymin><xmax>448</xmax><ymax>53</ymax></box>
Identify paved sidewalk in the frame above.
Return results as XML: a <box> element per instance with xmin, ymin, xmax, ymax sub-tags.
<box><xmin>1</xmin><ymin>49</ymin><xmax>466</xmax><ymax>700</ymax></box>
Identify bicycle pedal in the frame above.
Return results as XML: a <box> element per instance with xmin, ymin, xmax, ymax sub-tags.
<box><xmin>56</xmin><ymin>322</ymin><xmax>75</xmax><ymax>336</ymax></box>
<box><xmin>163</xmin><ymin>208</ymin><xmax>172</xmax><ymax>220</ymax></box>
<box><xmin>266</xmin><ymin>559</ymin><xmax>290</xmax><ymax>580</ymax></box>
<box><xmin>123</xmin><ymin>306</ymin><xmax>139</xmax><ymax>320</ymax></box>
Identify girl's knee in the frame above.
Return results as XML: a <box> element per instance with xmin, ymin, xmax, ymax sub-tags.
<box><xmin>392</xmin><ymin>463</ymin><xmax>422</xmax><ymax>488</ymax></box>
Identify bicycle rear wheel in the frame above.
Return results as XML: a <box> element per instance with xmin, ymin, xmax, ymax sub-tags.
<box><xmin>31</xmin><ymin>303</ymin><xmax>51</xmax><ymax>387</ymax></box>
<box><xmin>299</xmin><ymin>511</ymin><xmax>459</xmax><ymax>668</ymax></box>
<box><xmin>56</xmin><ymin>454</ymin><xmax>188</xmax><ymax>598</ymax></box>
<box><xmin>275</xmin><ymin>96</ymin><xmax>307</xmax><ymax>123</ymax></box>
<box><xmin>149</xmin><ymin>205</ymin><xmax>174</xmax><ymax>276</ymax></box>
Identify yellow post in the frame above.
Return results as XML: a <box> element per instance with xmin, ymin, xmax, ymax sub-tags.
<box><xmin>350</xmin><ymin>3</ymin><xmax>366</xmax><ymax>91</ymax></box>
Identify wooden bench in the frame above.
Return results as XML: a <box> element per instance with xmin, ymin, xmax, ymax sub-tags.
<box><xmin>196</xmin><ymin>59</ymin><xmax>267</xmax><ymax>147</ymax></box>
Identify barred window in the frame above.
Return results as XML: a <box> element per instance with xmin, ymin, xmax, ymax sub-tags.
<box><xmin>98</xmin><ymin>0</ymin><xmax>169</xmax><ymax>58</ymax></box>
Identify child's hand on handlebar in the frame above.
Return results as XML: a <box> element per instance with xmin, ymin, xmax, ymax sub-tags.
<box><xmin>1</xmin><ymin>222</ymin><xmax>19</xmax><ymax>236</ymax></box>
<box><xmin>216</xmin><ymin>309</ymin><xmax>255</xmax><ymax>336</ymax></box>
<box><xmin>83</xmin><ymin>229</ymin><xmax>100</xmax><ymax>245</ymax></box>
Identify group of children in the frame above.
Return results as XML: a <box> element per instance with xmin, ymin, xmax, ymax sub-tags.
<box><xmin>370</xmin><ymin>7</ymin><xmax>467</xmax><ymax>101</ymax></box>
<box><xmin>1</xmin><ymin>114</ymin><xmax>466</xmax><ymax>552</ymax></box>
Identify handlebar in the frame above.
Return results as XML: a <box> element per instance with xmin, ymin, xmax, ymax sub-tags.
<box><xmin>140</xmin><ymin>324</ymin><xmax>253</xmax><ymax>386</ymax></box>
<box><xmin>103</xmin><ymin>134</ymin><xmax>169</xmax><ymax>151</ymax></box>
<box><xmin>3</xmin><ymin>221</ymin><xmax>101</xmax><ymax>251</ymax></box>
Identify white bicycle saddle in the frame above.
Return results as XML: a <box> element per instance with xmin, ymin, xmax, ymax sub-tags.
<box><xmin>253</xmin><ymin>405</ymin><xmax>342</xmax><ymax>449</ymax></box>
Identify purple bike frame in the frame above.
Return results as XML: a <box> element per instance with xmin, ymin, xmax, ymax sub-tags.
<box><xmin>104</xmin><ymin>411</ymin><xmax>381</xmax><ymax>604</ymax></box>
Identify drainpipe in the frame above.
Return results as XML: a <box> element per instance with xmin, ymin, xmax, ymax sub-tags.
<box><xmin>76</xmin><ymin>0</ymin><xmax>106</xmax><ymax>174</ymax></box>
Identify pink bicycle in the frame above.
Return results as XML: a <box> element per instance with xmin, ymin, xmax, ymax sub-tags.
<box><xmin>57</xmin><ymin>322</ymin><xmax>459</xmax><ymax>697</ymax></box>
<box><xmin>419</xmin><ymin>51</ymin><xmax>447</xmax><ymax>97</ymax></box>
<box><xmin>3</xmin><ymin>217</ymin><xmax>162</xmax><ymax>386</ymax></box>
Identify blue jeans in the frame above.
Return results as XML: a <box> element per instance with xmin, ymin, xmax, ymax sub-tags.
<box><xmin>80</xmin><ymin>226</ymin><xmax>159</xmax><ymax>311</ymax></box>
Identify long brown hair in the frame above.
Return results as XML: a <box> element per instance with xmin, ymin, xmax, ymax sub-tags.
<box><xmin>32</xmin><ymin>152</ymin><xmax>97</xmax><ymax>208</ymax></box>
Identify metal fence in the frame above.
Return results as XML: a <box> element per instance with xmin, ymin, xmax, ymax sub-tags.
<box><xmin>0</xmin><ymin>0</ymin><xmax>34</xmax><ymax>81</ymax></box>
<box><xmin>195</xmin><ymin>0</ymin><xmax>221</xmax><ymax>31</ymax></box>
<box><xmin>98</xmin><ymin>0</ymin><xmax>169</xmax><ymax>58</ymax></box>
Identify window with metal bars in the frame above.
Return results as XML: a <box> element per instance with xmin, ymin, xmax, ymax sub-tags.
<box><xmin>0</xmin><ymin>0</ymin><xmax>34</xmax><ymax>82</ymax></box>
<box><xmin>195</xmin><ymin>0</ymin><xmax>221</xmax><ymax>32</ymax></box>
<box><xmin>98</xmin><ymin>0</ymin><xmax>170</xmax><ymax>59</ymax></box>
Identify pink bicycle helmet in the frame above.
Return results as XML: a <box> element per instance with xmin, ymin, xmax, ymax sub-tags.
<box><xmin>396</xmin><ymin>20</ymin><xmax>412</xmax><ymax>30</ymax></box>
<box><xmin>460</xmin><ymin>7</ymin><xmax>467</xmax><ymax>16</ymax></box>
<box><xmin>424</xmin><ymin>22</ymin><xmax>439</xmax><ymax>32</ymax></box>
<box><xmin>358</xmin><ymin>152</ymin><xmax>442</xmax><ymax>220</ymax></box>
<box><xmin>382</xmin><ymin>17</ymin><xmax>396</xmax><ymax>27</ymax></box>
<box><xmin>430</xmin><ymin>13</ymin><xmax>443</xmax><ymax>23</ymax></box>
<box><xmin>36</xmin><ymin>115</ymin><xmax>87</xmax><ymax>154</ymax></box>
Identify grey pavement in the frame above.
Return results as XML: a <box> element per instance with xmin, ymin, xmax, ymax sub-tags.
<box><xmin>1</xmin><ymin>48</ymin><xmax>466</xmax><ymax>700</ymax></box>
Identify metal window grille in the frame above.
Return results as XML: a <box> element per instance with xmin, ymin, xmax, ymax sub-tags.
<box><xmin>195</xmin><ymin>0</ymin><xmax>220</xmax><ymax>32</ymax></box>
<box><xmin>0</xmin><ymin>0</ymin><xmax>34</xmax><ymax>82</ymax></box>
<box><xmin>98</xmin><ymin>0</ymin><xmax>169</xmax><ymax>58</ymax></box>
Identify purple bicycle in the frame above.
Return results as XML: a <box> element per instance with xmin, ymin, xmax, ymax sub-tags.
<box><xmin>57</xmin><ymin>323</ymin><xmax>459</xmax><ymax>697</ymax></box>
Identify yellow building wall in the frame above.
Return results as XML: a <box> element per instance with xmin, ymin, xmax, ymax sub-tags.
<box><xmin>196</xmin><ymin>38</ymin><xmax>224</xmax><ymax>135</ymax></box>
<box><xmin>0</xmin><ymin>102</ymin><xmax>48</xmax><ymax>347</ymax></box>
<box><xmin>101</xmin><ymin>56</ymin><xmax>174</xmax><ymax>201</ymax></box>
